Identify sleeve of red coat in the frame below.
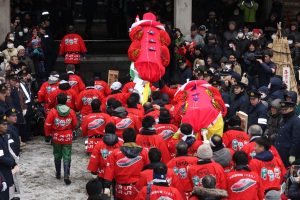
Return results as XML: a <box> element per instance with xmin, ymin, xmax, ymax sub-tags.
<box><xmin>81</xmin><ymin>115</ymin><xmax>88</xmax><ymax>137</ymax></box>
<box><xmin>257</xmin><ymin>176</ymin><xmax>264</xmax><ymax>200</ymax></box>
<box><xmin>158</xmin><ymin>136</ymin><xmax>171</xmax><ymax>163</ymax></box>
<box><xmin>47</xmin><ymin>91</ymin><xmax>57</xmax><ymax>109</ymax></box>
<box><xmin>71</xmin><ymin>110</ymin><xmax>78</xmax><ymax>130</ymax></box>
<box><xmin>59</xmin><ymin>36</ymin><xmax>66</xmax><ymax>56</ymax></box>
<box><xmin>103</xmin><ymin>150</ymin><xmax>115</xmax><ymax>181</ymax></box>
<box><xmin>37</xmin><ymin>83</ymin><xmax>46</xmax><ymax>103</ymax></box>
<box><xmin>75</xmin><ymin>92</ymin><xmax>83</xmax><ymax>112</ymax></box>
<box><xmin>216</xmin><ymin>165</ymin><xmax>227</xmax><ymax>190</ymax></box>
<box><xmin>87</xmin><ymin>144</ymin><xmax>101</xmax><ymax>173</ymax></box>
<box><xmin>134</xmin><ymin>173</ymin><xmax>148</xmax><ymax>191</ymax></box>
<box><xmin>134</xmin><ymin>187</ymin><xmax>147</xmax><ymax>200</ymax></box>
<box><xmin>44</xmin><ymin>110</ymin><xmax>54</xmax><ymax>136</ymax></box>
<box><xmin>222</xmin><ymin>132</ymin><xmax>230</xmax><ymax>148</ymax></box>
<box><xmin>161</xmin><ymin>85</ymin><xmax>177</xmax><ymax>98</ymax></box>
<box><xmin>78</xmin><ymin>77</ymin><xmax>85</xmax><ymax>93</ymax></box>
<box><xmin>79</xmin><ymin>36</ymin><xmax>87</xmax><ymax>54</ymax></box>
<box><xmin>171</xmin><ymin>173</ymin><xmax>186</xmax><ymax>199</ymax></box>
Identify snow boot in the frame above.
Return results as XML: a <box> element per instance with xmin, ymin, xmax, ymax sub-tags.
<box><xmin>55</xmin><ymin>159</ymin><xmax>61</xmax><ymax>179</ymax></box>
<box><xmin>63</xmin><ymin>161</ymin><xmax>71</xmax><ymax>185</ymax></box>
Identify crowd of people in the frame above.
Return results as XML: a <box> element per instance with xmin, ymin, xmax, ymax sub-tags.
<box><xmin>1</xmin><ymin>0</ymin><xmax>300</xmax><ymax>200</ymax></box>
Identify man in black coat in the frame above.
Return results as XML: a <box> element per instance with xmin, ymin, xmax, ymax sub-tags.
<box><xmin>5</xmin><ymin>108</ymin><xmax>20</xmax><ymax>156</ymax></box>
<box><xmin>228</xmin><ymin>81</ymin><xmax>249</xmax><ymax>119</ymax></box>
<box><xmin>275</xmin><ymin>101</ymin><xmax>300</xmax><ymax>167</ymax></box>
<box><xmin>0</xmin><ymin>114</ymin><xmax>16</xmax><ymax>200</ymax></box>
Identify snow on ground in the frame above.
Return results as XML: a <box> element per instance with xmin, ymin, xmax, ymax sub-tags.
<box><xmin>19</xmin><ymin>136</ymin><xmax>93</xmax><ymax>200</ymax></box>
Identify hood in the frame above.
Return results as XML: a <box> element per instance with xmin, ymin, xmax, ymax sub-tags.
<box><xmin>142</xmin><ymin>162</ymin><xmax>162</xmax><ymax>171</ymax></box>
<box><xmin>58</xmin><ymin>83</ymin><xmax>71</xmax><ymax>90</ymax></box>
<box><xmin>113</xmin><ymin>107</ymin><xmax>128</xmax><ymax>118</ymax></box>
<box><xmin>120</xmin><ymin>145</ymin><xmax>143</xmax><ymax>158</ymax></box>
<box><xmin>56</xmin><ymin>105</ymin><xmax>70</xmax><ymax>116</ymax></box>
<box><xmin>285</xmin><ymin>91</ymin><xmax>297</xmax><ymax>103</ymax></box>
<box><xmin>103</xmin><ymin>133</ymin><xmax>118</xmax><ymax>146</ymax></box>
<box><xmin>212</xmin><ymin>148</ymin><xmax>232</xmax><ymax>167</ymax></box>
<box><xmin>254</xmin><ymin>150</ymin><xmax>274</xmax><ymax>162</ymax></box>
<box><xmin>193</xmin><ymin>187</ymin><xmax>228</xmax><ymax>198</ymax></box>
<box><xmin>140</xmin><ymin>127</ymin><xmax>156</xmax><ymax>135</ymax></box>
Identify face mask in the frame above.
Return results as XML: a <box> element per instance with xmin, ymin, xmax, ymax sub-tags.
<box><xmin>19</xmin><ymin>32</ymin><xmax>23</xmax><ymax>37</ymax></box>
<box><xmin>9</xmin><ymin>36</ymin><xmax>15</xmax><ymax>41</ymax></box>
<box><xmin>23</xmin><ymin>28</ymin><xmax>28</xmax><ymax>33</ymax></box>
<box><xmin>288</xmin><ymin>40</ymin><xmax>293</xmax><ymax>45</ymax></box>
<box><xmin>237</xmin><ymin>33</ymin><xmax>244</xmax><ymax>38</ymax></box>
<box><xmin>7</xmin><ymin>43</ymin><xmax>14</xmax><ymax>49</ymax></box>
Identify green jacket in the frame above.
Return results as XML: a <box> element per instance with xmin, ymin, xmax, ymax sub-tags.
<box><xmin>239</xmin><ymin>1</ymin><xmax>258</xmax><ymax>23</ymax></box>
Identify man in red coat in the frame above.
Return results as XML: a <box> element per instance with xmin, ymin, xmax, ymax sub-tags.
<box><xmin>38</xmin><ymin>71</ymin><xmax>59</xmax><ymax>114</ymax></box>
<box><xmin>59</xmin><ymin>25</ymin><xmax>87</xmax><ymax>70</ymax></box>
<box><xmin>154</xmin><ymin>108</ymin><xmax>177</xmax><ymax>143</ymax></box>
<box><xmin>222</xmin><ymin>115</ymin><xmax>250</xmax><ymax>152</ymax></box>
<box><xmin>103</xmin><ymin>128</ymin><xmax>149</xmax><ymax>200</ymax></box>
<box><xmin>144</xmin><ymin>103</ymin><xmax>160</xmax><ymax>122</ymax></box>
<box><xmin>66</xmin><ymin>64</ymin><xmax>85</xmax><ymax>93</ymax></box>
<box><xmin>167</xmin><ymin>141</ymin><xmax>198</xmax><ymax>194</ymax></box>
<box><xmin>81</xmin><ymin>99</ymin><xmax>111</xmax><ymax>152</ymax></box>
<box><xmin>136</xmin><ymin>116</ymin><xmax>171</xmax><ymax>163</ymax></box>
<box><xmin>135</xmin><ymin>163</ymin><xmax>185</xmax><ymax>200</ymax></box>
<box><xmin>242</xmin><ymin>125</ymin><xmax>280</xmax><ymax>161</ymax></box>
<box><xmin>94</xmin><ymin>76</ymin><xmax>111</xmax><ymax>96</ymax></box>
<box><xmin>87</xmin><ymin>123</ymin><xmax>123</xmax><ymax>182</ymax></box>
<box><xmin>48</xmin><ymin>73</ymin><xmax>77</xmax><ymax>110</ymax></box>
<box><xmin>249</xmin><ymin>137</ymin><xmax>286</xmax><ymax>194</ymax></box>
<box><xmin>75</xmin><ymin>80</ymin><xmax>105</xmax><ymax>117</ymax></box>
<box><xmin>44</xmin><ymin>93</ymin><xmax>77</xmax><ymax>185</ymax></box>
<box><xmin>187</xmin><ymin>142</ymin><xmax>227</xmax><ymax>190</ymax></box>
<box><xmin>126</xmin><ymin>95</ymin><xmax>144</xmax><ymax>123</ymax></box>
<box><xmin>226</xmin><ymin>151</ymin><xmax>264</xmax><ymax>200</ymax></box>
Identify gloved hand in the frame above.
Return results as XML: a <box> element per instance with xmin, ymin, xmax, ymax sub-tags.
<box><xmin>1</xmin><ymin>182</ymin><xmax>7</xmax><ymax>192</ymax></box>
<box><xmin>22</xmin><ymin>109</ymin><xmax>27</xmax><ymax>116</ymax></box>
<box><xmin>45</xmin><ymin>136</ymin><xmax>51</xmax><ymax>143</ymax></box>
<box><xmin>104</xmin><ymin>188</ymin><xmax>111</xmax><ymax>197</ymax></box>
<box><xmin>289</xmin><ymin>156</ymin><xmax>296</xmax><ymax>164</ymax></box>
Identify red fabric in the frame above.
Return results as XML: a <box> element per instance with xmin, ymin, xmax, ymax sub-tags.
<box><xmin>102</xmin><ymin>93</ymin><xmax>131</xmax><ymax>112</ymax></box>
<box><xmin>122</xmin><ymin>82</ymin><xmax>136</xmax><ymax>93</ymax></box>
<box><xmin>75</xmin><ymin>88</ymin><xmax>105</xmax><ymax>116</ymax></box>
<box><xmin>249</xmin><ymin>155</ymin><xmax>286</xmax><ymax>192</ymax></box>
<box><xmin>154</xmin><ymin>123</ymin><xmax>178</xmax><ymax>143</ymax></box>
<box><xmin>48</xmin><ymin>88</ymin><xmax>77</xmax><ymax>110</ymax></box>
<box><xmin>81</xmin><ymin>112</ymin><xmax>112</xmax><ymax>137</ymax></box>
<box><xmin>145</xmin><ymin>110</ymin><xmax>160</xmax><ymax>122</ymax></box>
<box><xmin>128</xmin><ymin>12</ymin><xmax>170</xmax><ymax>82</ymax></box>
<box><xmin>135</xmin><ymin>185</ymin><xmax>184</xmax><ymax>200</ymax></box>
<box><xmin>115</xmin><ymin>183</ymin><xmax>139</xmax><ymax>200</ymax></box>
<box><xmin>136</xmin><ymin>134</ymin><xmax>171</xmax><ymax>163</ymax></box>
<box><xmin>126</xmin><ymin>107</ymin><xmax>144</xmax><ymax>123</ymax></box>
<box><xmin>94</xmin><ymin>80</ymin><xmax>111</xmax><ymax>96</ymax></box>
<box><xmin>168</xmin><ymin>137</ymin><xmax>203</xmax><ymax>158</ymax></box>
<box><xmin>68</xmin><ymin>74</ymin><xmax>85</xmax><ymax>94</ymax></box>
<box><xmin>226</xmin><ymin>170</ymin><xmax>264</xmax><ymax>200</ymax></box>
<box><xmin>59</xmin><ymin>33</ymin><xmax>87</xmax><ymax>64</ymax></box>
<box><xmin>167</xmin><ymin>156</ymin><xmax>198</xmax><ymax>193</ymax></box>
<box><xmin>110</xmin><ymin>115</ymin><xmax>141</xmax><ymax>138</ymax></box>
<box><xmin>135</xmin><ymin>168</ymin><xmax>185</xmax><ymax>199</ymax></box>
<box><xmin>104</xmin><ymin>148</ymin><xmax>149</xmax><ymax>183</ymax></box>
<box><xmin>241</xmin><ymin>142</ymin><xmax>281</xmax><ymax>161</ymax></box>
<box><xmin>44</xmin><ymin>108</ymin><xmax>77</xmax><ymax>144</ymax></box>
<box><xmin>187</xmin><ymin>161</ymin><xmax>227</xmax><ymax>190</ymax></box>
<box><xmin>37</xmin><ymin>82</ymin><xmax>58</xmax><ymax>114</ymax></box>
<box><xmin>87</xmin><ymin>139</ymin><xmax>123</xmax><ymax>178</ymax></box>
<box><xmin>222</xmin><ymin>130</ymin><xmax>250</xmax><ymax>152</ymax></box>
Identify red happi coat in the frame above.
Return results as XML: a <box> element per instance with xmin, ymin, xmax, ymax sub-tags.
<box><xmin>126</xmin><ymin>107</ymin><xmax>144</xmax><ymax>123</ymax></box>
<box><xmin>110</xmin><ymin>115</ymin><xmax>141</xmax><ymax>138</ymax></box>
<box><xmin>38</xmin><ymin>81</ymin><xmax>58</xmax><ymax>114</ymax></box>
<box><xmin>68</xmin><ymin>73</ymin><xmax>85</xmax><ymax>94</ymax></box>
<box><xmin>59</xmin><ymin>33</ymin><xmax>87</xmax><ymax>64</ymax></box>
<box><xmin>167</xmin><ymin>156</ymin><xmax>198</xmax><ymax>193</ymax></box>
<box><xmin>168</xmin><ymin>137</ymin><xmax>203</xmax><ymax>158</ymax></box>
<box><xmin>44</xmin><ymin>107</ymin><xmax>77</xmax><ymax>144</ymax></box>
<box><xmin>154</xmin><ymin>123</ymin><xmax>178</xmax><ymax>143</ymax></box>
<box><xmin>222</xmin><ymin>129</ymin><xmax>250</xmax><ymax>151</ymax></box>
<box><xmin>135</xmin><ymin>185</ymin><xmax>184</xmax><ymax>200</ymax></box>
<box><xmin>249</xmin><ymin>153</ymin><xmax>286</xmax><ymax>192</ymax></box>
<box><xmin>87</xmin><ymin>137</ymin><xmax>123</xmax><ymax>178</ymax></box>
<box><xmin>94</xmin><ymin>80</ymin><xmax>111</xmax><ymax>96</ymax></box>
<box><xmin>122</xmin><ymin>81</ymin><xmax>136</xmax><ymax>93</ymax></box>
<box><xmin>187</xmin><ymin>161</ymin><xmax>227</xmax><ymax>190</ymax></box>
<box><xmin>242</xmin><ymin>141</ymin><xmax>281</xmax><ymax>161</ymax></box>
<box><xmin>226</xmin><ymin>170</ymin><xmax>264</xmax><ymax>200</ymax></box>
<box><xmin>76</xmin><ymin>87</ymin><xmax>105</xmax><ymax>116</ymax></box>
<box><xmin>48</xmin><ymin>88</ymin><xmax>77</xmax><ymax>110</ymax></box>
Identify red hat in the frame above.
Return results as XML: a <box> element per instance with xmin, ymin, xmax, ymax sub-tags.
<box><xmin>252</xmin><ymin>28</ymin><xmax>262</xmax><ymax>35</ymax></box>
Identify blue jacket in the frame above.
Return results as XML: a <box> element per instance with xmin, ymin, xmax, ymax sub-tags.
<box><xmin>0</xmin><ymin>134</ymin><xmax>15</xmax><ymax>187</ymax></box>
<box><xmin>248</xmin><ymin>101</ymin><xmax>268</xmax><ymax>131</ymax></box>
<box><xmin>228</xmin><ymin>92</ymin><xmax>249</xmax><ymax>118</ymax></box>
<box><xmin>258</xmin><ymin>61</ymin><xmax>276</xmax><ymax>87</ymax></box>
<box><xmin>6</xmin><ymin>124</ymin><xmax>20</xmax><ymax>156</ymax></box>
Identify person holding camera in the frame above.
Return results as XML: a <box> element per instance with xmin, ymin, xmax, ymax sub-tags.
<box><xmin>256</xmin><ymin>50</ymin><xmax>276</xmax><ymax>87</ymax></box>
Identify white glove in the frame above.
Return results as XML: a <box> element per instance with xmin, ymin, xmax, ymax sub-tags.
<box><xmin>289</xmin><ymin>156</ymin><xmax>296</xmax><ymax>164</ymax></box>
<box><xmin>104</xmin><ymin>188</ymin><xmax>111</xmax><ymax>197</ymax></box>
<box><xmin>1</xmin><ymin>182</ymin><xmax>7</xmax><ymax>192</ymax></box>
<box><xmin>22</xmin><ymin>109</ymin><xmax>27</xmax><ymax>116</ymax></box>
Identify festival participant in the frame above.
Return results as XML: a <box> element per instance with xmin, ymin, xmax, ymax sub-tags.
<box><xmin>126</xmin><ymin>95</ymin><xmax>144</xmax><ymax>123</ymax></box>
<box><xmin>87</xmin><ymin>123</ymin><xmax>123</xmax><ymax>183</ymax></box>
<box><xmin>66</xmin><ymin>64</ymin><xmax>85</xmax><ymax>93</ymax></box>
<box><xmin>154</xmin><ymin>108</ymin><xmax>177</xmax><ymax>143</ymax></box>
<box><xmin>144</xmin><ymin>102</ymin><xmax>160</xmax><ymax>122</ymax></box>
<box><xmin>136</xmin><ymin>116</ymin><xmax>171</xmax><ymax>163</ymax></box>
<box><xmin>48</xmin><ymin>73</ymin><xmax>77</xmax><ymax>110</ymax></box>
<box><xmin>168</xmin><ymin>123</ymin><xmax>202</xmax><ymax>157</ymax></box>
<box><xmin>226</xmin><ymin>151</ymin><xmax>264</xmax><ymax>200</ymax></box>
<box><xmin>37</xmin><ymin>71</ymin><xmax>59</xmax><ymax>114</ymax></box>
<box><xmin>122</xmin><ymin>81</ymin><xmax>136</xmax><ymax>93</ymax></box>
<box><xmin>44</xmin><ymin>93</ymin><xmax>77</xmax><ymax>185</ymax></box>
<box><xmin>134</xmin><ymin>163</ymin><xmax>184</xmax><ymax>200</ymax></box>
<box><xmin>249</xmin><ymin>137</ymin><xmax>286</xmax><ymax>194</ymax></box>
<box><xmin>94</xmin><ymin>76</ymin><xmax>111</xmax><ymax>96</ymax></box>
<box><xmin>187</xmin><ymin>142</ymin><xmax>227</xmax><ymax>190</ymax></box>
<box><xmin>135</xmin><ymin>148</ymin><xmax>185</xmax><ymax>198</ymax></box>
<box><xmin>222</xmin><ymin>115</ymin><xmax>249</xmax><ymax>152</ymax></box>
<box><xmin>76</xmin><ymin>80</ymin><xmax>105</xmax><ymax>117</ymax></box>
<box><xmin>81</xmin><ymin>99</ymin><xmax>111</xmax><ymax>152</ymax></box>
<box><xmin>103</xmin><ymin>128</ymin><xmax>149</xmax><ymax>200</ymax></box>
<box><xmin>167</xmin><ymin>141</ymin><xmax>198</xmax><ymax>194</ymax></box>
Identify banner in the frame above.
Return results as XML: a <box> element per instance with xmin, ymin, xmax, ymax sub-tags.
<box><xmin>282</xmin><ymin>66</ymin><xmax>290</xmax><ymax>90</ymax></box>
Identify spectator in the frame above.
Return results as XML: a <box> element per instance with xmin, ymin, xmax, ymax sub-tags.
<box><xmin>202</xmin><ymin>35</ymin><xmax>223</xmax><ymax>63</ymax></box>
<box><xmin>0</xmin><ymin>32</ymin><xmax>16</xmax><ymax>51</ymax></box>
<box><xmin>17</xmin><ymin>45</ymin><xmax>34</xmax><ymax>74</ymax></box>
<box><xmin>205</xmin><ymin>11</ymin><xmax>222</xmax><ymax>35</ymax></box>
<box><xmin>256</xmin><ymin>50</ymin><xmax>276</xmax><ymax>87</ymax></box>
<box><xmin>223</xmin><ymin>21</ymin><xmax>237</xmax><ymax>44</ymax></box>
<box><xmin>178</xmin><ymin>58</ymin><xmax>192</xmax><ymax>84</ymax></box>
<box><xmin>184</xmin><ymin>24</ymin><xmax>204</xmax><ymax>47</ymax></box>
<box><xmin>265</xmin><ymin>99</ymin><xmax>282</xmax><ymax>144</ymax></box>
<box><xmin>2</xmin><ymin>39</ymin><xmax>18</xmax><ymax>62</ymax></box>
<box><xmin>236</xmin><ymin>29</ymin><xmax>250</xmax><ymax>56</ymax></box>
<box><xmin>238</xmin><ymin>0</ymin><xmax>259</xmax><ymax>26</ymax></box>
<box><xmin>268</xmin><ymin>77</ymin><xmax>285</xmax><ymax>101</ymax></box>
